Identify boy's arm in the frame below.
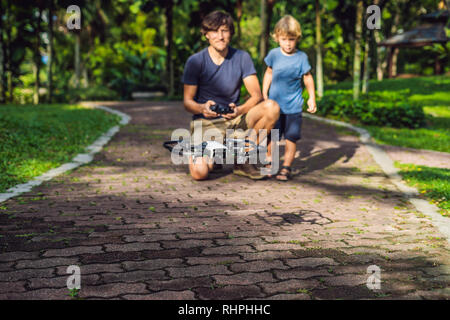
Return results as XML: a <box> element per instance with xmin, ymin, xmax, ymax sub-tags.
<box><xmin>303</xmin><ymin>72</ymin><xmax>317</xmax><ymax>113</ymax></box>
<box><xmin>262</xmin><ymin>67</ymin><xmax>273</xmax><ymax>100</ymax></box>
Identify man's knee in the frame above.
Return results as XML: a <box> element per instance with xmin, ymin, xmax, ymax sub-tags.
<box><xmin>189</xmin><ymin>157</ymin><xmax>211</xmax><ymax>181</ymax></box>
<box><xmin>190</xmin><ymin>164</ymin><xmax>209</xmax><ymax>180</ymax></box>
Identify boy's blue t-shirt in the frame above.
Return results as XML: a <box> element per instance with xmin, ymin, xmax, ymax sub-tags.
<box><xmin>182</xmin><ymin>47</ymin><xmax>256</xmax><ymax>120</ymax></box>
<box><xmin>264</xmin><ymin>47</ymin><xmax>311</xmax><ymax>114</ymax></box>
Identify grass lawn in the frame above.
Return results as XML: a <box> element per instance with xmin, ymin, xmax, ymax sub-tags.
<box><xmin>325</xmin><ymin>75</ymin><xmax>450</xmax><ymax>153</ymax></box>
<box><xmin>395</xmin><ymin>162</ymin><xmax>449</xmax><ymax>217</ymax></box>
<box><xmin>0</xmin><ymin>104</ymin><xmax>121</xmax><ymax>193</ymax></box>
<box><xmin>325</xmin><ymin>75</ymin><xmax>449</xmax><ymax>218</ymax></box>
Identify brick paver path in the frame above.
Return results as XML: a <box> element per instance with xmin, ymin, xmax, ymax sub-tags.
<box><xmin>0</xmin><ymin>101</ymin><xmax>449</xmax><ymax>300</ymax></box>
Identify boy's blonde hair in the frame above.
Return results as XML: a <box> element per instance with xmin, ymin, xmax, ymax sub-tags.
<box><xmin>272</xmin><ymin>15</ymin><xmax>302</xmax><ymax>41</ymax></box>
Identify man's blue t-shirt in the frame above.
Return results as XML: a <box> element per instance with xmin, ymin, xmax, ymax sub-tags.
<box><xmin>182</xmin><ymin>47</ymin><xmax>256</xmax><ymax>120</ymax></box>
<box><xmin>264</xmin><ymin>47</ymin><xmax>311</xmax><ymax>114</ymax></box>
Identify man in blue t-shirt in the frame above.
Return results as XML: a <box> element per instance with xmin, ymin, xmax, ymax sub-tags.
<box><xmin>182</xmin><ymin>11</ymin><xmax>280</xmax><ymax>181</ymax></box>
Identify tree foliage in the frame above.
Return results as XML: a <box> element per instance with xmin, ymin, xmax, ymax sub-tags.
<box><xmin>0</xmin><ymin>0</ymin><xmax>448</xmax><ymax>103</ymax></box>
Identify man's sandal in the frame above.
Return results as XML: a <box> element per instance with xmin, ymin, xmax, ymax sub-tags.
<box><xmin>276</xmin><ymin>166</ymin><xmax>291</xmax><ymax>181</ymax></box>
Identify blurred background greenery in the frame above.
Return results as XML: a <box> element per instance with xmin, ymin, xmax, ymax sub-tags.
<box><xmin>0</xmin><ymin>0</ymin><xmax>448</xmax><ymax>103</ymax></box>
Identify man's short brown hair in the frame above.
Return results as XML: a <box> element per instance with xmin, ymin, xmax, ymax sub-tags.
<box><xmin>201</xmin><ymin>11</ymin><xmax>235</xmax><ymax>36</ymax></box>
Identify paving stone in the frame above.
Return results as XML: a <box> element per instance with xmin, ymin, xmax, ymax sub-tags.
<box><xmin>195</xmin><ymin>285</ymin><xmax>264</xmax><ymax>300</ymax></box>
<box><xmin>202</xmin><ymin>245</ymin><xmax>255</xmax><ymax>255</ymax></box>
<box><xmin>123</xmin><ymin>290</ymin><xmax>196</xmax><ymax>300</ymax></box>
<box><xmin>79</xmin><ymin>283</ymin><xmax>148</xmax><ymax>298</ymax></box>
<box><xmin>323</xmin><ymin>274</ymin><xmax>369</xmax><ymax>287</ymax></box>
<box><xmin>122</xmin><ymin>258</ymin><xmax>184</xmax><ymax>271</ymax></box>
<box><xmin>0</xmin><ymin>251</ymin><xmax>40</xmax><ymax>262</ymax></box>
<box><xmin>284</xmin><ymin>257</ymin><xmax>338</xmax><ymax>268</ymax></box>
<box><xmin>259</xmin><ymin>279</ymin><xmax>319</xmax><ymax>295</ymax></box>
<box><xmin>273</xmin><ymin>268</ymin><xmax>331</xmax><ymax>280</ymax></box>
<box><xmin>161</xmin><ymin>240</ymin><xmax>213</xmax><ymax>249</ymax></box>
<box><xmin>240</xmin><ymin>250</ymin><xmax>296</xmax><ymax>261</ymax></box>
<box><xmin>167</xmin><ymin>265</ymin><xmax>232</xmax><ymax>278</ymax></box>
<box><xmin>186</xmin><ymin>256</ymin><xmax>244</xmax><ymax>266</ymax></box>
<box><xmin>101</xmin><ymin>270</ymin><xmax>167</xmax><ymax>283</ymax></box>
<box><xmin>213</xmin><ymin>272</ymin><xmax>275</xmax><ymax>285</ymax></box>
<box><xmin>146</xmin><ymin>277</ymin><xmax>213</xmax><ymax>291</ymax></box>
<box><xmin>0</xmin><ymin>268</ymin><xmax>55</xmax><ymax>282</ymax></box>
<box><xmin>0</xmin><ymin>262</ymin><xmax>14</xmax><ymax>272</ymax></box>
<box><xmin>28</xmin><ymin>274</ymin><xmax>101</xmax><ymax>289</ymax></box>
<box><xmin>56</xmin><ymin>263</ymin><xmax>124</xmax><ymax>275</ymax></box>
<box><xmin>262</xmin><ymin>293</ymin><xmax>311</xmax><ymax>300</ymax></box>
<box><xmin>104</xmin><ymin>242</ymin><xmax>161</xmax><ymax>252</ymax></box>
<box><xmin>229</xmin><ymin>260</ymin><xmax>288</xmax><ymax>272</ymax></box>
<box><xmin>43</xmin><ymin>246</ymin><xmax>104</xmax><ymax>257</ymax></box>
<box><xmin>0</xmin><ymin>281</ymin><xmax>27</xmax><ymax>293</ymax></box>
<box><xmin>16</xmin><ymin>257</ymin><xmax>79</xmax><ymax>269</ymax></box>
<box><xmin>0</xmin><ymin>288</ymin><xmax>70</xmax><ymax>300</ymax></box>
<box><xmin>80</xmin><ymin>251</ymin><xmax>143</xmax><ymax>264</ymax></box>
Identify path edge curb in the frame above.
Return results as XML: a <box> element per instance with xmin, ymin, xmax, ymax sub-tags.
<box><xmin>303</xmin><ymin>113</ymin><xmax>450</xmax><ymax>244</ymax></box>
<box><xmin>0</xmin><ymin>105</ymin><xmax>131</xmax><ymax>204</ymax></box>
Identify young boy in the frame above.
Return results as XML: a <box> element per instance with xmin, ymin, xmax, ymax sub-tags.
<box><xmin>262</xmin><ymin>15</ymin><xmax>317</xmax><ymax>181</ymax></box>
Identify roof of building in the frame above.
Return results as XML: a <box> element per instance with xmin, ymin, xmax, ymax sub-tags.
<box><xmin>379</xmin><ymin>9</ymin><xmax>449</xmax><ymax>47</ymax></box>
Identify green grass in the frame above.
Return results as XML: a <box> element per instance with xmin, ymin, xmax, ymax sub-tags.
<box><xmin>325</xmin><ymin>75</ymin><xmax>450</xmax><ymax>153</ymax></box>
<box><xmin>395</xmin><ymin>162</ymin><xmax>449</xmax><ymax>217</ymax></box>
<box><xmin>0</xmin><ymin>104</ymin><xmax>121</xmax><ymax>193</ymax></box>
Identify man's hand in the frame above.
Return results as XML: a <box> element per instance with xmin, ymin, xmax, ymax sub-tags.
<box><xmin>221</xmin><ymin>103</ymin><xmax>241</xmax><ymax>120</ymax></box>
<box><xmin>306</xmin><ymin>97</ymin><xmax>317</xmax><ymax>114</ymax></box>
<box><xmin>201</xmin><ymin>100</ymin><xmax>219</xmax><ymax>118</ymax></box>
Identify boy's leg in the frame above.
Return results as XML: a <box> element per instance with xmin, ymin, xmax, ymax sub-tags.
<box><xmin>282</xmin><ymin>140</ymin><xmax>296</xmax><ymax>167</ymax></box>
<box><xmin>276</xmin><ymin>113</ymin><xmax>302</xmax><ymax>181</ymax></box>
<box><xmin>225</xmin><ymin>99</ymin><xmax>280</xmax><ymax>180</ymax></box>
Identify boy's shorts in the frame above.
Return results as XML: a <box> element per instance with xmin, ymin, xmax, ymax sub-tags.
<box><xmin>273</xmin><ymin>112</ymin><xmax>302</xmax><ymax>142</ymax></box>
<box><xmin>189</xmin><ymin>113</ymin><xmax>249</xmax><ymax>143</ymax></box>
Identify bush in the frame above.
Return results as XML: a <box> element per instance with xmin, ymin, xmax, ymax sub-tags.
<box><xmin>12</xmin><ymin>88</ymin><xmax>34</xmax><ymax>104</ymax></box>
<box><xmin>317</xmin><ymin>90</ymin><xmax>426</xmax><ymax>128</ymax></box>
<box><xmin>53</xmin><ymin>85</ymin><xmax>120</xmax><ymax>103</ymax></box>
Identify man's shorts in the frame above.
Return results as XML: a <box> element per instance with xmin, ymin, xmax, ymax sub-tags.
<box><xmin>190</xmin><ymin>114</ymin><xmax>250</xmax><ymax>143</ymax></box>
<box><xmin>273</xmin><ymin>112</ymin><xmax>302</xmax><ymax>142</ymax></box>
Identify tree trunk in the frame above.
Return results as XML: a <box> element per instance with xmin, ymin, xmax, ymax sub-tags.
<box><xmin>0</xmin><ymin>0</ymin><xmax>5</xmax><ymax>103</ymax></box>
<box><xmin>34</xmin><ymin>7</ymin><xmax>42</xmax><ymax>104</ymax></box>
<box><xmin>6</xmin><ymin>0</ymin><xmax>12</xmax><ymax>102</ymax></box>
<box><xmin>236</xmin><ymin>0</ymin><xmax>242</xmax><ymax>46</ymax></box>
<box><xmin>353</xmin><ymin>0</ymin><xmax>363</xmax><ymax>101</ymax></box>
<box><xmin>47</xmin><ymin>0</ymin><xmax>54</xmax><ymax>102</ymax></box>
<box><xmin>387</xmin><ymin>47</ymin><xmax>394</xmax><ymax>78</ymax></box>
<box><xmin>260</xmin><ymin>0</ymin><xmax>275</xmax><ymax>62</ymax></box>
<box><xmin>391</xmin><ymin>47</ymin><xmax>399</xmax><ymax>77</ymax></box>
<box><xmin>260</xmin><ymin>0</ymin><xmax>267</xmax><ymax>62</ymax></box>
<box><xmin>165</xmin><ymin>0</ymin><xmax>174</xmax><ymax>97</ymax></box>
<box><xmin>373</xmin><ymin>31</ymin><xmax>384</xmax><ymax>81</ymax></box>
<box><xmin>315</xmin><ymin>0</ymin><xmax>323</xmax><ymax>98</ymax></box>
<box><xmin>75</xmin><ymin>33</ymin><xmax>81</xmax><ymax>88</ymax></box>
<box><xmin>373</xmin><ymin>0</ymin><xmax>384</xmax><ymax>81</ymax></box>
<box><xmin>388</xmin><ymin>7</ymin><xmax>401</xmax><ymax>78</ymax></box>
<box><xmin>267</xmin><ymin>0</ymin><xmax>275</xmax><ymax>42</ymax></box>
<box><xmin>362</xmin><ymin>30</ymin><xmax>371</xmax><ymax>94</ymax></box>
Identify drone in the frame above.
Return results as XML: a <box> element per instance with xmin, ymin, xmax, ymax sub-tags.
<box><xmin>163</xmin><ymin>137</ymin><xmax>266</xmax><ymax>162</ymax></box>
<box><xmin>163</xmin><ymin>104</ymin><xmax>268</xmax><ymax>163</ymax></box>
